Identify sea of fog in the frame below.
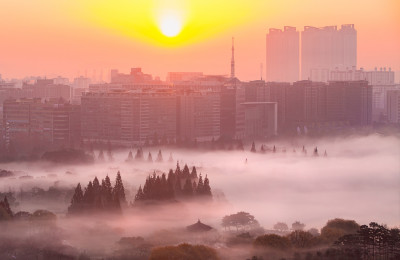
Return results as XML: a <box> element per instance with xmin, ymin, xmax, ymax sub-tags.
<box><xmin>0</xmin><ymin>134</ymin><xmax>399</xmax><ymax>235</ymax></box>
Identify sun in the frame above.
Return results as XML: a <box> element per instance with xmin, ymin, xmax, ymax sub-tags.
<box><xmin>159</xmin><ymin>13</ymin><xmax>182</xmax><ymax>37</ymax></box>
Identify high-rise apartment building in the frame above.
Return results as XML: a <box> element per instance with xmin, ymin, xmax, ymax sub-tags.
<box><xmin>302</xmin><ymin>24</ymin><xmax>357</xmax><ymax>80</ymax></box>
<box><xmin>220</xmin><ymin>80</ymin><xmax>245</xmax><ymax>140</ymax></box>
<box><xmin>177</xmin><ymin>91</ymin><xmax>220</xmax><ymax>142</ymax></box>
<box><xmin>266</xmin><ymin>26</ymin><xmax>299</xmax><ymax>82</ymax></box>
<box><xmin>326</xmin><ymin>81</ymin><xmax>372</xmax><ymax>126</ymax></box>
<box><xmin>387</xmin><ymin>90</ymin><xmax>400</xmax><ymax>124</ymax></box>
<box><xmin>285</xmin><ymin>81</ymin><xmax>327</xmax><ymax>128</ymax></box>
<box><xmin>3</xmin><ymin>98</ymin><xmax>80</xmax><ymax>151</ymax></box>
<box><xmin>81</xmin><ymin>90</ymin><xmax>176</xmax><ymax>145</ymax></box>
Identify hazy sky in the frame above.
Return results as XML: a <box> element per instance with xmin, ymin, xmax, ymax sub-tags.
<box><xmin>0</xmin><ymin>0</ymin><xmax>399</xmax><ymax>81</ymax></box>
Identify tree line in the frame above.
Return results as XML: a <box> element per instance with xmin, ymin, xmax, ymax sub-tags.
<box><xmin>68</xmin><ymin>171</ymin><xmax>126</xmax><ymax>215</ymax></box>
<box><xmin>134</xmin><ymin>163</ymin><xmax>212</xmax><ymax>204</ymax></box>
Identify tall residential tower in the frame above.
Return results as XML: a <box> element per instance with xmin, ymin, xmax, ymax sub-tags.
<box><xmin>266</xmin><ymin>26</ymin><xmax>299</xmax><ymax>82</ymax></box>
<box><xmin>302</xmin><ymin>24</ymin><xmax>357</xmax><ymax>81</ymax></box>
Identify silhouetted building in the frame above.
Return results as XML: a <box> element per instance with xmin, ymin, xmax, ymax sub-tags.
<box><xmin>167</xmin><ymin>72</ymin><xmax>203</xmax><ymax>83</ymax></box>
<box><xmin>81</xmin><ymin>90</ymin><xmax>176</xmax><ymax>145</ymax></box>
<box><xmin>302</xmin><ymin>24</ymin><xmax>357</xmax><ymax>80</ymax></box>
<box><xmin>186</xmin><ymin>220</ymin><xmax>213</xmax><ymax>232</ymax></box>
<box><xmin>110</xmin><ymin>68</ymin><xmax>161</xmax><ymax>84</ymax></box>
<box><xmin>386</xmin><ymin>90</ymin><xmax>400</xmax><ymax>124</ymax></box>
<box><xmin>177</xmin><ymin>91</ymin><xmax>220</xmax><ymax>142</ymax></box>
<box><xmin>220</xmin><ymin>80</ymin><xmax>245</xmax><ymax>140</ymax></box>
<box><xmin>326</xmin><ymin>81</ymin><xmax>372</xmax><ymax>126</ymax></box>
<box><xmin>241</xmin><ymin>102</ymin><xmax>277</xmax><ymax>140</ymax></box>
<box><xmin>285</xmin><ymin>80</ymin><xmax>327</xmax><ymax>128</ymax></box>
<box><xmin>266</xmin><ymin>82</ymin><xmax>290</xmax><ymax>129</ymax></box>
<box><xmin>266</xmin><ymin>26</ymin><xmax>299</xmax><ymax>82</ymax></box>
<box><xmin>244</xmin><ymin>80</ymin><xmax>269</xmax><ymax>103</ymax></box>
<box><xmin>3</xmin><ymin>98</ymin><xmax>80</xmax><ymax>150</ymax></box>
<box><xmin>22</xmin><ymin>79</ymin><xmax>71</xmax><ymax>101</ymax></box>
<box><xmin>329</xmin><ymin>67</ymin><xmax>394</xmax><ymax>85</ymax></box>
<box><xmin>322</xmin><ymin>67</ymin><xmax>397</xmax><ymax>122</ymax></box>
<box><xmin>73</xmin><ymin>76</ymin><xmax>91</xmax><ymax>89</ymax></box>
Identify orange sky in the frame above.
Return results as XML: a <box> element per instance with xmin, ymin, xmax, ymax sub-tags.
<box><xmin>0</xmin><ymin>0</ymin><xmax>399</xmax><ymax>81</ymax></box>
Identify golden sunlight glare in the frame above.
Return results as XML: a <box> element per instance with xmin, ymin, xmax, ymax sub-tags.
<box><xmin>159</xmin><ymin>12</ymin><xmax>182</xmax><ymax>37</ymax></box>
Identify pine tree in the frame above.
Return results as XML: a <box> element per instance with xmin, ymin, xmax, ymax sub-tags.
<box><xmin>182</xmin><ymin>164</ymin><xmax>190</xmax><ymax>178</ymax></box>
<box><xmin>203</xmin><ymin>175</ymin><xmax>212</xmax><ymax>196</ymax></box>
<box><xmin>174</xmin><ymin>176</ymin><xmax>182</xmax><ymax>196</ymax></box>
<box><xmin>168</xmin><ymin>152</ymin><xmax>173</xmax><ymax>162</ymax></box>
<box><xmin>83</xmin><ymin>181</ymin><xmax>94</xmax><ymax>206</ymax></box>
<box><xmin>126</xmin><ymin>150</ymin><xmax>133</xmax><ymax>162</ymax></box>
<box><xmin>104</xmin><ymin>175</ymin><xmax>113</xmax><ymax>201</ymax></box>
<box><xmin>142</xmin><ymin>176</ymin><xmax>151</xmax><ymax>200</ymax></box>
<box><xmin>135</xmin><ymin>185</ymin><xmax>144</xmax><ymax>201</ymax></box>
<box><xmin>313</xmin><ymin>147</ymin><xmax>319</xmax><ymax>156</ymax></box>
<box><xmin>273</xmin><ymin>145</ymin><xmax>276</xmax><ymax>153</ymax></box>
<box><xmin>69</xmin><ymin>183</ymin><xmax>84</xmax><ymax>214</ymax></box>
<box><xmin>160</xmin><ymin>173</ymin><xmax>168</xmax><ymax>199</ymax></box>
<box><xmin>156</xmin><ymin>150</ymin><xmax>163</xmax><ymax>162</ymax></box>
<box><xmin>182</xmin><ymin>178</ymin><xmax>193</xmax><ymax>197</ymax></box>
<box><xmin>175</xmin><ymin>162</ymin><xmax>181</xmax><ymax>176</ymax></box>
<box><xmin>92</xmin><ymin>177</ymin><xmax>102</xmax><ymax>209</ymax></box>
<box><xmin>147</xmin><ymin>152</ymin><xmax>153</xmax><ymax>162</ymax></box>
<box><xmin>135</xmin><ymin>148</ymin><xmax>143</xmax><ymax>160</ymax></box>
<box><xmin>113</xmin><ymin>171</ymin><xmax>126</xmax><ymax>205</ymax></box>
<box><xmin>192</xmin><ymin>181</ymin><xmax>197</xmax><ymax>194</ymax></box>
<box><xmin>251</xmin><ymin>142</ymin><xmax>256</xmax><ymax>152</ymax></box>
<box><xmin>197</xmin><ymin>174</ymin><xmax>204</xmax><ymax>194</ymax></box>
<box><xmin>3</xmin><ymin>196</ymin><xmax>13</xmax><ymax>217</ymax></box>
<box><xmin>191</xmin><ymin>166</ymin><xmax>198</xmax><ymax>178</ymax></box>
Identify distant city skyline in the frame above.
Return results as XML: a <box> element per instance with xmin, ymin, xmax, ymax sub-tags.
<box><xmin>0</xmin><ymin>0</ymin><xmax>399</xmax><ymax>81</ymax></box>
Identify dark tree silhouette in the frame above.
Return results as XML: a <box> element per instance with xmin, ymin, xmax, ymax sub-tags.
<box><xmin>133</xmin><ymin>165</ymin><xmax>213</xmax><ymax>204</ymax></box>
<box><xmin>156</xmin><ymin>150</ymin><xmax>163</xmax><ymax>162</ymax></box>
<box><xmin>126</xmin><ymin>150</ymin><xmax>134</xmax><ymax>162</ymax></box>
<box><xmin>114</xmin><ymin>171</ymin><xmax>127</xmax><ymax>205</ymax></box>
<box><xmin>68</xmin><ymin>172</ymin><xmax>125</xmax><ymax>215</ymax></box>
<box><xmin>147</xmin><ymin>152</ymin><xmax>153</xmax><ymax>162</ymax></box>
<box><xmin>251</xmin><ymin>142</ymin><xmax>256</xmax><ymax>152</ymax></box>
<box><xmin>273</xmin><ymin>222</ymin><xmax>289</xmax><ymax>232</ymax></box>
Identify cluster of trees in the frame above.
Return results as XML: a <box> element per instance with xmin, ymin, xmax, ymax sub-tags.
<box><xmin>68</xmin><ymin>171</ymin><xmax>126</xmax><ymax>215</ymax></box>
<box><xmin>126</xmin><ymin>149</ymin><xmax>171</xmax><ymax>163</ymax></box>
<box><xmin>246</xmin><ymin>218</ymin><xmax>400</xmax><ymax>260</ymax></box>
<box><xmin>249</xmin><ymin>142</ymin><xmax>328</xmax><ymax>157</ymax></box>
<box><xmin>333</xmin><ymin>222</ymin><xmax>400</xmax><ymax>259</ymax></box>
<box><xmin>134</xmin><ymin>163</ymin><xmax>212</xmax><ymax>203</ymax></box>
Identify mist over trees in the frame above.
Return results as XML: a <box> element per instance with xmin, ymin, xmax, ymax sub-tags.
<box><xmin>68</xmin><ymin>171</ymin><xmax>126</xmax><ymax>215</ymax></box>
<box><xmin>134</xmin><ymin>163</ymin><xmax>212</xmax><ymax>204</ymax></box>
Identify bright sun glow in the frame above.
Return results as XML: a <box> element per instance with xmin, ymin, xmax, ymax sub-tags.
<box><xmin>159</xmin><ymin>13</ymin><xmax>182</xmax><ymax>37</ymax></box>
